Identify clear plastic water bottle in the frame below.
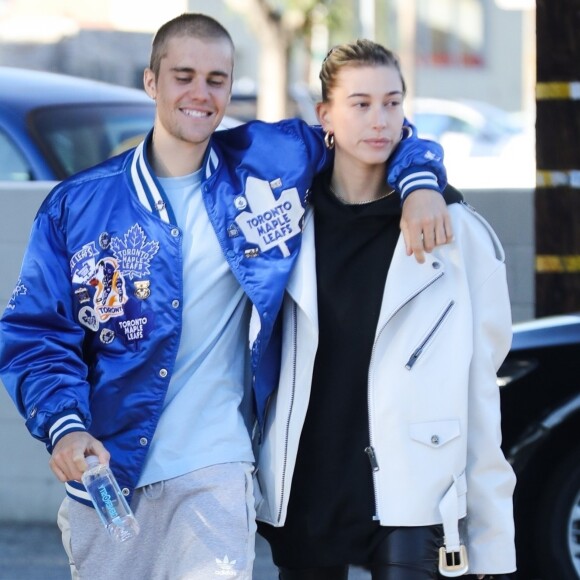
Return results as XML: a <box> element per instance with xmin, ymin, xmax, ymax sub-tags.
<box><xmin>81</xmin><ymin>455</ymin><xmax>140</xmax><ymax>543</ymax></box>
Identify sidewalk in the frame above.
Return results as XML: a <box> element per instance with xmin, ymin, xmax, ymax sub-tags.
<box><xmin>0</xmin><ymin>522</ymin><xmax>68</xmax><ymax>580</ymax></box>
<box><xmin>0</xmin><ymin>522</ymin><xmax>371</xmax><ymax>580</ymax></box>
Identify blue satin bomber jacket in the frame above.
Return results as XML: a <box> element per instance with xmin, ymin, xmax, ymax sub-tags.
<box><xmin>0</xmin><ymin>119</ymin><xmax>445</xmax><ymax>505</ymax></box>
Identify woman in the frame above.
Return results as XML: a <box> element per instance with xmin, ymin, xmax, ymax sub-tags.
<box><xmin>255</xmin><ymin>40</ymin><xmax>516</xmax><ymax>580</ymax></box>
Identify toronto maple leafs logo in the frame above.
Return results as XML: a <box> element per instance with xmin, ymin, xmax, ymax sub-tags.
<box><xmin>78</xmin><ymin>306</ymin><xmax>99</xmax><ymax>331</ymax></box>
<box><xmin>215</xmin><ymin>555</ymin><xmax>236</xmax><ymax>576</ymax></box>
<box><xmin>6</xmin><ymin>278</ymin><xmax>28</xmax><ymax>310</ymax></box>
<box><xmin>110</xmin><ymin>224</ymin><xmax>159</xmax><ymax>280</ymax></box>
<box><xmin>235</xmin><ymin>176</ymin><xmax>305</xmax><ymax>258</ymax></box>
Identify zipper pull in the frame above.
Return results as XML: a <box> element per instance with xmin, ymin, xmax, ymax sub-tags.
<box><xmin>365</xmin><ymin>446</ymin><xmax>380</xmax><ymax>472</ymax></box>
<box><xmin>405</xmin><ymin>346</ymin><xmax>423</xmax><ymax>370</ymax></box>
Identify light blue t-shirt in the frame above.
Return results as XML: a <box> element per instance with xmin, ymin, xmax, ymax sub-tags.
<box><xmin>137</xmin><ymin>170</ymin><xmax>253</xmax><ymax>487</ymax></box>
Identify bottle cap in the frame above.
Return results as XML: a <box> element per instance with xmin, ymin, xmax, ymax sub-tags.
<box><xmin>85</xmin><ymin>455</ymin><xmax>100</xmax><ymax>469</ymax></box>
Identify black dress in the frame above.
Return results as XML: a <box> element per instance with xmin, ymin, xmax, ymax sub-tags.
<box><xmin>258</xmin><ymin>173</ymin><xmax>403</xmax><ymax>568</ymax></box>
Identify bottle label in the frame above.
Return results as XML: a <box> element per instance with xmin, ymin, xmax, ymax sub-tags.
<box><xmin>98</xmin><ymin>484</ymin><xmax>119</xmax><ymax>519</ymax></box>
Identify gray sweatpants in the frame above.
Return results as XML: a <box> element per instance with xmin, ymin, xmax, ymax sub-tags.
<box><xmin>58</xmin><ymin>462</ymin><xmax>256</xmax><ymax>580</ymax></box>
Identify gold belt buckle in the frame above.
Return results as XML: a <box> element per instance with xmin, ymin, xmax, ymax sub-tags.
<box><xmin>438</xmin><ymin>545</ymin><xmax>469</xmax><ymax>577</ymax></box>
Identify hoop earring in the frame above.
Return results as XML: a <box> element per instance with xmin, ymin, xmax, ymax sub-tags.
<box><xmin>401</xmin><ymin>125</ymin><xmax>413</xmax><ymax>140</ymax></box>
<box><xmin>324</xmin><ymin>131</ymin><xmax>335</xmax><ymax>150</ymax></box>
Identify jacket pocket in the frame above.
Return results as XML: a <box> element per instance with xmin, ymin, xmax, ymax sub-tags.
<box><xmin>405</xmin><ymin>300</ymin><xmax>455</xmax><ymax>370</ymax></box>
<box><xmin>409</xmin><ymin>419</ymin><xmax>461</xmax><ymax>448</ymax></box>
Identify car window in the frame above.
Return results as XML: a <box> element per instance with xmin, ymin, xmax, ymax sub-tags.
<box><xmin>0</xmin><ymin>129</ymin><xmax>33</xmax><ymax>181</ymax></box>
<box><xmin>29</xmin><ymin>103</ymin><xmax>154</xmax><ymax>179</ymax></box>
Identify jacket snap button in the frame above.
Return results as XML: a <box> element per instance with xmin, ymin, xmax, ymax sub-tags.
<box><xmin>139</xmin><ymin>437</ymin><xmax>148</xmax><ymax>446</ymax></box>
<box><xmin>171</xmin><ymin>299</ymin><xmax>180</xmax><ymax>308</ymax></box>
<box><xmin>159</xmin><ymin>368</ymin><xmax>168</xmax><ymax>378</ymax></box>
<box><xmin>171</xmin><ymin>228</ymin><xmax>179</xmax><ymax>237</ymax></box>
<box><xmin>121</xmin><ymin>488</ymin><xmax>130</xmax><ymax>496</ymax></box>
<box><xmin>431</xmin><ymin>435</ymin><xmax>440</xmax><ymax>445</ymax></box>
<box><xmin>432</xmin><ymin>262</ymin><xmax>441</xmax><ymax>269</ymax></box>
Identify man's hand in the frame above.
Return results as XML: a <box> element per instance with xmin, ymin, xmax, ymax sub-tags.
<box><xmin>400</xmin><ymin>189</ymin><xmax>453</xmax><ymax>263</ymax></box>
<box><xmin>49</xmin><ymin>432</ymin><xmax>109</xmax><ymax>483</ymax></box>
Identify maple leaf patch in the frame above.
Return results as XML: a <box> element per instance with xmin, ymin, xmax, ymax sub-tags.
<box><xmin>110</xmin><ymin>224</ymin><xmax>159</xmax><ymax>280</ymax></box>
<box><xmin>235</xmin><ymin>176</ymin><xmax>304</xmax><ymax>257</ymax></box>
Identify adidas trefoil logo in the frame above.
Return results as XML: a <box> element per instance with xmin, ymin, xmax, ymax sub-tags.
<box><xmin>215</xmin><ymin>555</ymin><xmax>237</xmax><ymax>576</ymax></box>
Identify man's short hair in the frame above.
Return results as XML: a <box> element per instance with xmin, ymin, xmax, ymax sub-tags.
<box><xmin>149</xmin><ymin>13</ymin><xmax>234</xmax><ymax>78</ymax></box>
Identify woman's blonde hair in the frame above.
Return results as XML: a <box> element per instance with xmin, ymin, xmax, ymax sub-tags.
<box><xmin>319</xmin><ymin>39</ymin><xmax>406</xmax><ymax>102</ymax></box>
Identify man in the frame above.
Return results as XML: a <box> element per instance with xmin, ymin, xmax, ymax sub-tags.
<box><xmin>0</xmin><ymin>13</ymin><xmax>450</xmax><ymax>580</ymax></box>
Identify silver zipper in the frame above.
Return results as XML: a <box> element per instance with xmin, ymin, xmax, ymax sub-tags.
<box><xmin>276</xmin><ymin>302</ymin><xmax>298</xmax><ymax>523</ymax></box>
<box><xmin>405</xmin><ymin>300</ymin><xmax>455</xmax><ymax>370</ymax></box>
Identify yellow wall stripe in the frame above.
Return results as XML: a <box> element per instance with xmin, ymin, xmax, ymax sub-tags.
<box><xmin>536</xmin><ymin>255</ymin><xmax>580</xmax><ymax>273</ymax></box>
<box><xmin>536</xmin><ymin>81</ymin><xmax>580</xmax><ymax>100</ymax></box>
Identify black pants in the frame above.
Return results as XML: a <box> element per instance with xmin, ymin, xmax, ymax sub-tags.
<box><xmin>278</xmin><ymin>525</ymin><xmax>441</xmax><ymax>580</ymax></box>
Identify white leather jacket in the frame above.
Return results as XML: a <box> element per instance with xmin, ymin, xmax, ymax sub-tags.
<box><xmin>255</xmin><ymin>201</ymin><xmax>517</xmax><ymax>576</ymax></box>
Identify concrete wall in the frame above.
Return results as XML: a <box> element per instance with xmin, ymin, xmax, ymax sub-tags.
<box><xmin>0</xmin><ymin>183</ymin><xmax>65</xmax><ymax>523</ymax></box>
<box><xmin>0</xmin><ymin>183</ymin><xmax>535</xmax><ymax>523</ymax></box>
<box><xmin>463</xmin><ymin>188</ymin><xmax>535</xmax><ymax>323</ymax></box>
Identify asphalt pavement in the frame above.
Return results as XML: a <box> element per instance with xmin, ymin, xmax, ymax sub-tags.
<box><xmin>0</xmin><ymin>522</ymin><xmax>371</xmax><ymax>580</ymax></box>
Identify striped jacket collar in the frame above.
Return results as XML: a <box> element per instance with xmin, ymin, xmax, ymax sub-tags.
<box><xmin>129</xmin><ymin>130</ymin><xmax>221</xmax><ymax>225</ymax></box>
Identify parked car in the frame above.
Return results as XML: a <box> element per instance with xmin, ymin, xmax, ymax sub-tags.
<box><xmin>497</xmin><ymin>314</ymin><xmax>580</xmax><ymax>579</ymax></box>
<box><xmin>410</xmin><ymin>97</ymin><xmax>535</xmax><ymax>189</ymax></box>
<box><xmin>0</xmin><ymin>67</ymin><xmax>240</xmax><ymax>181</ymax></box>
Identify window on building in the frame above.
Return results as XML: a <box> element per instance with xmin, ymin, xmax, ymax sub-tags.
<box><xmin>417</xmin><ymin>0</ymin><xmax>486</xmax><ymax>67</ymax></box>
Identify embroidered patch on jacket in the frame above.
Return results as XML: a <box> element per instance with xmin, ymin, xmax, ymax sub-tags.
<box><xmin>6</xmin><ymin>278</ymin><xmax>27</xmax><ymax>310</ymax></box>
<box><xmin>99</xmin><ymin>231</ymin><xmax>111</xmax><ymax>250</ymax></box>
<box><xmin>99</xmin><ymin>328</ymin><xmax>116</xmax><ymax>344</ymax></box>
<box><xmin>71</xmin><ymin>242</ymin><xmax>100</xmax><ymax>284</ymax></box>
<box><xmin>115</xmin><ymin>310</ymin><xmax>154</xmax><ymax>345</ymax></box>
<box><xmin>78</xmin><ymin>306</ymin><xmax>99</xmax><ymax>331</ymax></box>
<box><xmin>88</xmin><ymin>257</ymin><xmax>128</xmax><ymax>322</ymax></box>
<box><xmin>227</xmin><ymin>223</ymin><xmax>240</xmax><ymax>238</ymax></box>
<box><xmin>110</xmin><ymin>223</ymin><xmax>159</xmax><ymax>280</ymax></box>
<box><xmin>133</xmin><ymin>280</ymin><xmax>151</xmax><ymax>300</ymax></box>
<box><xmin>235</xmin><ymin>176</ymin><xmax>304</xmax><ymax>258</ymax></box>
<box><xmin>74</xmin><ymin>287</ymin><xmax>91</xmax><ymax>304</ymax></box>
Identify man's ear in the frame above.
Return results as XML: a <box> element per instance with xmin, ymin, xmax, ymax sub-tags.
<box><xmin>143</xmin><ymin>68</ymin><xmax>156</xmax><ymax>100</ymax></box>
